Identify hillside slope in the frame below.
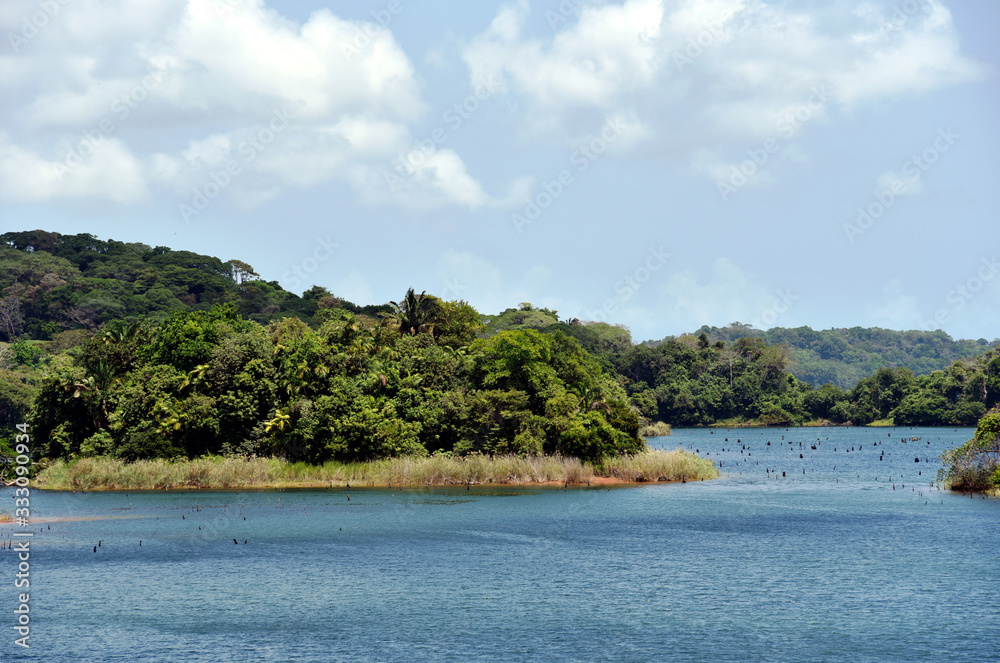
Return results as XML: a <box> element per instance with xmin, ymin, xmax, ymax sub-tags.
<box><xmin>682</xmin><ymin>324</ymin><xmax>996</xmax><ymax>388</ymax></box>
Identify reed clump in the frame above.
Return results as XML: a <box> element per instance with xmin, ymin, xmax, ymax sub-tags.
<box><xmin>35</xmin><ymin>450</ymin><xmax>717</xmax><ymax>491</ymax></box>
<box><xmin>599</xmin><ymin>449</ymin><xmax>718</xmax><ymax>483</ymax></box>
<box><xmin>36</xmin><ymin>456</ymin><xmax>283</xmax><ymax>490</ymax></box>
<box><xmin>640</xmin><ymin>421</ymin><xmax>672</xmax><ymax>437</ymax></box>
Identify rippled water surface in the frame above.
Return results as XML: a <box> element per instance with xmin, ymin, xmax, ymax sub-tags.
<box><xmin>3</xmin><ymin>427</ymin><xmax>999</xmax><ymax>662</ymax></box>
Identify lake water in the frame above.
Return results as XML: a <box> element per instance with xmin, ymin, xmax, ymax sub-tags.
<box><xmin>3</xmin><ymin>427</ymin><xmax>999</xmax><ymax>662</ymax></box>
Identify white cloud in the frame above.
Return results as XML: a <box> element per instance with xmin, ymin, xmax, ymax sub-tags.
<box><xmin>0</xmin><ymin>0</ymin><xmax>495</xmax><ymax>209</ymax></box>
<box><xmin>864</xmin><ymin>279</ymin><xmax>923</xmax><ymax>329</ymax></box>
<box><xmin>835</xmin><ymin>1</ymin><xmax>981</xmax><ymax>107</ymax></box>
<box><xmin>0</xmin><ymin>133</ymin><xmax>147</xmax><ymax>204</ymax></box>
<box><xmin>435</xmin><ymin>250</ymin><xmax>558</xmax><ymax>313</ymax></box>
<box><xmin>465</xmin><ymin>0</ymin><xmax>665</xmax><ymax>131</ymax></box>
<box><xmin>655</xmin><ymin>258</ymin><xmax>792</xmax><ymax>331</ymax></box>
<box><xmin>330</xmin><ymin>271</ymin><xmax>375</xmax><ymax>306</ymax></box>
<box><xmin>464</xmin><ymin>0</ymin><xmax>984</xmax><ymax>179</ymax></box>
<box><xmin>362</xmin><ymin>146</ymin><xmax>533</xmax><ymax>211</ymax></box>
<box><xmin>373</xmin><ymin>148</ymin><xmax>495</xmax><ymax>209</ymax></box>
<box><xmin>876</xmin><ymin>170</ymin><xmax>924</xmax><ymax>196</ymax></box>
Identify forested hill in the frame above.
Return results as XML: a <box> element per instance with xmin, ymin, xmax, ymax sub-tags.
<box><xmin>0</xmin><ymin>229</ymin><xmax>387</xmax><ymax>341</ymax></box>
<box><xmin>2</xmin><ymin>230</ymin><xmax>999</xmax><ymax>459</ymax></box>
<box><xmin>676</xmin><ymin>324</ymin><xmax>997</xmax><ymax>389</ymax></box>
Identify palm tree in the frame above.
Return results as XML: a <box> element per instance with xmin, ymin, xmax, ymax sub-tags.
<box><xmin>153</xmin><ymin>398</ymin><xmax>185</xmax><ymax>435</ymax></box>
<box><xmin>336</xmin><ymin>313</ymin><xmax>363</xmax><ymax>345</ymax></box>
<box><xmin>179</xmin><ymin>363</ymin><xmax>211</xmax><ymax>393</ymax></box>
<box><xmin>99</xmin><ymin>320</ymin><xmax>143</xmax><ymax>347</ymax></box>
<box><xmin>388</xmin><ymin>288</ymin><xmax>441</xmax><ymax>336</ymax></box>
<box><xmin>569</xmin><ymin>383</ymin><xmax>611</xmax><ymax>414</ymax></box>
<box><xmin>265</xmin><ymin>410</ymin><xmax>291</xmax><ymax>434</ymax></box>
<box><xmin>61</xmin><ymin>358</ymin><xmax>118</xmax><ymax>430</ymax></box>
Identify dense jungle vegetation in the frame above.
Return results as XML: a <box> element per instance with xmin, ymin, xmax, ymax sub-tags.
<box><xmin>1</xmin><ymin>230</ymin><xmax>998</xmax><ymax>489</ymax></box>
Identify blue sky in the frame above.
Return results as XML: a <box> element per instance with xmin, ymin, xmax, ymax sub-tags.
<box><xmin>1</xmin><ymin>0</ymin><xmax>997</xmax><ymax>342</ymax></box>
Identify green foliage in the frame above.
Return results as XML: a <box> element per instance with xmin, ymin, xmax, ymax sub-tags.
<box><xmin>0</xmin><ymin>230</ymin><xmax>358</xmax><ymax>339</ymax></box>
<box><xmin>941</xmin><ymin>413</ymin><xmax>1000</xmax><ymax>491</ymax></box>
<box><xmin>433</xmin><ymin>300</ymin><xmax>483</xmax><ymax>348</ymax></box>
<box><xmin>555</xmin><ymin>410</ymin><xmax>621</xmax><ymax>461</ymax></box>
<box><xmin>144</xmin><ymin>304</ymin><xmax>252</xmax><ymax>371</ymax></box>
<box><xmin>13</xmin><ymin>230</ymin><xmax>1000</xmax><ymax>470</ymax></box>
<box><xmin>388</xmin><ymin>288</ymin><xmax>442</xmax><ymax>336</ymax></box>
<box><xmin>26</xmin><ymin>300</ymin><xmax>642</xmax><ymax>464</ymax></box>
<box><xmin>0</xmin><ymin>368</ymin><xmax>39</xmax><ymax>428</ymax></box>
<box><xmin>612</xmin><ymin>335</ymin><xmax>800</xmax><ymax>426</ymax></box>
<box><xmin>545</xmin><ymin>321</ymin><xmax>633</xmax><ymax>358</ymax></box>
<box><xmin>689</xmin><ymin>323</ymin><xmax>996</xmax><ymax>389</ymax></box>
<box><xmin>480</xmin><ymin>307</ymin><xmax>560</xmax><ymax>335</ymax></box>
<box><xmin>472</xmin><ymin>330</ymin><xmax>559</xmax><ymax>400</ymax></box>
<box><xmin>80</xmin><ymin>430</ymin><xmax>115</xmax><ymax>457</ymax></box>
<box><xmin>8</xmin><ymin>340</ymin><xmax>43</xmax><ymax>366</ymax></box>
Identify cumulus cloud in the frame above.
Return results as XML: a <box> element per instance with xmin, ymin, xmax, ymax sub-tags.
<box><xmin>0</xmin><ymin>0</ymin><xmax>496</xmax><ymax>209</ymax></box>
<box><xmin>434</xmin><ymin>250</ymin><xmax>559</xmax><ymax>313</ymax></box>
<box><xmin>329</xmin><ymin>271</ymin><xmax>375</xmax><ymax>307</ymax></box>
<box><xmin>369</xmin><ymin>149</ymin><xmax>498</xmax><ymax>210</ymax></box>
<box><xmin>465</xmin><ymin>0</ymin><xmax>664</xmax><ymax>122</ymax></box>
<box><xmin>876</xmin><ymin>169</ymin><xmax>924</xmax><ymax>196</ymax></box>
<box><xmin>655</xmin><ymin>258</ymin><xmax>795</xmax><ymax>331</ymax></box>
<box><xmin>864</xmin><ymin>279</ymin><xmax>924</xmax><ymax>329</ymax></box>
<box><xmin>464</xmin><ymin>0</ymin><xmax>983</xmax><ymax>180</ymax></box>
<box><xmin>0</xmin><ymin>133</ymin><xmax>148</xmax><ymax>203</ymax></box>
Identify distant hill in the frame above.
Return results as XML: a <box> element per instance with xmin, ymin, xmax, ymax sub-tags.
<box><xmin>0</xmin><ymin>229</ymin><xmax>388</xmax><ymax>341</ymax></box>
<box><xmin>4</xmin><ymin>229</ymin><xmax>996</xmax><ymax>395</ymax></box>
<box><xmin>2</xmin><ymin>230</ymin><xmax>998</xmax><ymax>442</ymax></box>
<box><xmin>480</xmin><ymin>306</ymin><xmax>561</xmax><ymax>335</ymax></box>
<box><xmin>678</xmin><ymin>323</ymin><xmax>998</xmax><ymax>389</ymax></box>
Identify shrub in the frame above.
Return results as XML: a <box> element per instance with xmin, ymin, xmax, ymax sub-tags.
<box><xmin>941</xmin><ymin>413</ymin><xmax>1000</xmax><ymax>491</ymax></box>
<box><xmin>640</xmin><ymin>421</ymin><xmax>672</xmax><ymax>437</ymax></box>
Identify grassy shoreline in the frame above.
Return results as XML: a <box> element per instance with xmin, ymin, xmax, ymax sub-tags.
<box><xmin>699</xmin><ymin>418</ymin><xmax>843</xmax><ymax>428</ymax></box>
<box><xmin>698</xmin><ymin>420</ymin><xmax>962</xmax><ymax>429</ymax></box>
<box><xmin>32</xmin><ymin>449</ymin><xmax>719</xmax><ymax>492</ymax></box>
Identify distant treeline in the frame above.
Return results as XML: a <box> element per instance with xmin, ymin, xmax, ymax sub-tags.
<box><xmin>0</xmin><ymin>229</ymin><xmax>388</xmax><ymax>341</ymax></box>
<box><xmin>1</xmin><ymin>230</ymin><xmax>999</xmax><ymax>467</ymax></box>
<box><xmin>687</xmin><ymin>323</ymin><xmax>996</xmax><ymax>389</ymax></box>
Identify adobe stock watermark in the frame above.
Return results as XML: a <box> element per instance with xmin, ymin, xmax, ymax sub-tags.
<box><xmin>921</xmin><ymin>256</ymin><xmax>999</xmax><ymax>332</ymax></box>
<box><xmin>10</xmin><ymin>422</ymin><xmax>33</xmax><ymax>649</ymax></box>
<box><xmin>751</xmin><ymin>289</ymin><xmax>798</xmax><ymax>330</ymax></box>
<box><xmin>716</xmin><ymin>84</ymin><xmax>833</xmax><ymax>201</ymax></box>
<box><xmin>211</xmin><ymin>0</ymin><xmax>248</xmax><ymax>21</ymax></box>
<box><xmin>341</xmin><ymin>1</ymin><xmax>404</xmax><ymax>61</ymax></box>
<box><xmin>512</xmin><ymin>117</ymin><xmax>625</xmax><ymax>234</ymax></box>
<box><xmin>544</xmin><ymin>0</ymin><xmax>584</xmax><ymax>29</ymax></box>
<box><xmin>7</xmin><ymin>0</ymin><xmax>72</xmax><ymax>53</ymax></box>
<box><xmin>382</xmin><ymin>75</ymin><xmax>504</xmax><ymax>191</ymax></box>
<box><xmin>282</xmin><ymin>235</ymin><xmax>340</xmax><ymax>292</ymax></box>
<box><xmin>52</xmin><ymin>65</ymin><xmax>171</xmax><ymax>180</ymax></box>
<box><xmin>843</xmin><ymin>127</ymin><xmax>958</xmax><ymax>243</ymax></box>
<box><xmin>179</xmin><ymin>107</ymin><xmax>295</xmax><ymax>223</ymax></box>
<box><xmin>441</xmin><ymin>278</ymin><xmax>465</xmax><ymax>301</ymax></box>
<box><xmin>587</xmin><ymin>246</ymin><xmax>671</xmax><ymax>323</ymax></box>
<box><xmin>875</xmin><ymin>0</ymin><xmax>930</xmax><ymax>38</ymax></box>
<box><xmin>671</xmin><ymin>8</ymin><xmax>736</xmax><ymax>72</ymax></box>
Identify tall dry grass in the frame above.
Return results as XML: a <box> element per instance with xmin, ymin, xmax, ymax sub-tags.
<box><xmin>35</xmin><ymin>450</ymin><xmax>716</xmax><ymax>491</ymax></box>
<box><xmin>599</xmin><ymin>449</ymin><xmax>718</xmax><ymax>482</ymax></box>
<box><xmin>36</xmin><ymin>456</ymin><xmax>282</xmax><ymax>490</ymax></box>
<box><xmin>640</xmin><ymin>421</ymin><xmax>672</xmax><ymax>437</ymax></box>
